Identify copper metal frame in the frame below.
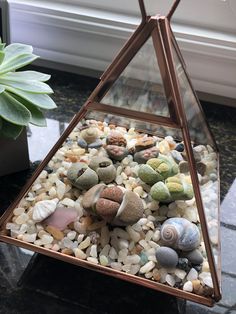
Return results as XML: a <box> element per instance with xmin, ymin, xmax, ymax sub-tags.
<box><xmin>0</xmin><ymin>0</ymin><xmax>221</xmax><ymax>307</ymax></box>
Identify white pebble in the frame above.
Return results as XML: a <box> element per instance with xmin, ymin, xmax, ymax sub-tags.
<box><xmin>138</xmin><ymin>218</ymin><xmax>148</xmax><ymax>226</ymax></box>
<box><xmin>90</xmin><ymin>244</ymin><xmax>97</xmax><ymax>258</ymax></box>
<box><xmin>87</xmin><ymin>257</ymin><xmax>98</xmax><ymax>264</ymax></box>
<box><xmin>13</xmin><ymin>207</ymin><xmax>25</xmax><ymax>216</ymax></box>
<box><xmin>100</xmin><ymin>244</ymin><xmax>110</xmax><ymax>257</ymax></box>
<box><xmin>110</xmin><ymin>262</ymin><xmax>122</xmax><ymax>271</ymax></box>
<box><xmin>124</xmin><ymin>255</ymin><xmax>141</xmax><ymax>265</ymax></box>
<box><xmin>187</xmin><ymin>268</ymin><xmax>198</xmax><ymax>281</ymax></box>
<box><xmin>74</xmin><ymin>248</ymin><xmax>86</xmax><ymax>259</ymax></box>
<box><xmin>22</xmin><ymin>233</ymin><xmax>37</xmax><ymax>243</ymax></box>
<box><xmin>99</xmin><ymin>255</ymin><xmax>109</xmax><ymax>266</ymax></box>
<box><xmin>145</xmin><ymin>230</ymin><xmax>154</xmax><ymax>241</ymax></box>
<box><xmin>78</xmin><ymin>236</ymin><xmax>91</xmax><ymax>250</ymax></box>
<box><xmin>139</xmin><ymin>261</ymin><xmax>155</xmax><ymax>274</ymax></box>
<box><xmin>109</xmin><ymin>247</ymin><xmax>118</xmax><ymax>259</ymax></box>
<box><xmin>41</xmin><ymin>234</ymin><xmax>53</xmax><ymax>245</ymax></box>
<box><xmin>118</xmin><ymin>248</ymin><xmax>128</xmax><ymax>263</ymax></box>
<box><xmin>67</xmin><ymin>231</ymin><xmax>77</xmax><ymax>240</ymax></box>
<box><xmin>77</xmin><ymin>234</ymin><xmax>84</xmax><ymax>243</ymax></box>
<box><xmin>113</xmin><ymin>228</ymin><xmax>130</xmax><ymax>240</ymax></box>
<box><xmin>122</xmin><ymin>264</ymin><xmax>132</xmax><ymax>273</ymax></box>
<box><xmin>130</xmin><ymin>264</ymin><xmax>140</xmax><ymax>275</ymax></box>
<box><xmin>118</xmin><ymin>239</ymin><xmax>129</xmax><ymax>250</ymax></box>
<box><xmin>126</xmin><ymin>226</ymin><xmax>140</xmax><ymax>243</ymax></box>
<box><xmin>183</xmin><ymin>281</ymin><xmax>193</xmax><ymax>292</ymax></box>
<box><xmin>15</xmin><ymin>213</ymin><xmax>29</xmax><ymax>225</ymax></box>
<box><xmin>6</xmin><ymin>223</ymin><xmax>20</xmax><ymax>231</ymax></box>
<box><xmin>152</xmin><ymin>230</ymin><xmax>161</xmax><ymax>242</ymax></box>
<box><xmin>166</xmin><ymin>274</ymin><xmax>176</xmax><ymax>287</ymax></box>
<box><xmin>139</xmin><ymin>239</ymin><xmax>150</xmax><ymax>250</ymax></box>
<box><xmin>60</xmin><ymin>198</ymin><xmax>75</xmax><ymax>207</ymax></box>
<box><xmin>175</xmin><ymin>269</ymin><xmax>186</xmax><ymax>280</ymax></box>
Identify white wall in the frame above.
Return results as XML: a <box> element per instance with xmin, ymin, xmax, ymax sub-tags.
<box><xmin>7</xmin><ymin>0</ymin><xmax>236</xmax><ymax>101</ymax></box>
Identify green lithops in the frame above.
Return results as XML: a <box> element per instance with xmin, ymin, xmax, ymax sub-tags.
<box><xmin>150</xmin><ymin>176</ymin><xmax>194</xmax><ymax>202</ymax></box>
<box><xmin>67</xmin><ymin>162</ymin><xmax>98</xmax><ymax>190</ymax></box>
<box><xmin>138</xmin><ymin>154</ymin><xmax>179</xmax><ymax>185</ymax></box>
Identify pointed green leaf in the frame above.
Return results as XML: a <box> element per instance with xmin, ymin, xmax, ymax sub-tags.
<box><xmin>3</xmin><ymin>43</ymin><xmax>33</xmax><ymax>63</ymax></box>
<box><xmin>0</xmin><ymin>78</ymin><xmax>53</xmax><ymax>94</ymax></box>
<box><xmin>0</xmin><ymin>54</ymin><xmax>38</xmax><ymax>75</ymax></box>
<box><xmin>0</xmin><ymin>91</ymin><xmax>31</xmax><ymax>125</ymax></box>
<box><xmin>0</xmin><ymin>84</ymin><xmax>5</xmax><ymax>93</ymax></box>
<box><xmin>2</xmin><ymin>71</ymin><xmax>51</xmax><ymax>82</ymax></box>
<box><xmin>11</xmin><ymin>94</ymin><xmax>47</xmax><ymax>127</ymax></box>
<box><xmin>5</xmin><ymin>86</ymin><xmax>57</xmax><ymax>109</ymax></box>
<box><xmin>0</xmin><ymin>118</ymin><xmax>24</xmax><ymax>139</ymax></box>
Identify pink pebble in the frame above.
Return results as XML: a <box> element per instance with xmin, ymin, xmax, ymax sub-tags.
<box><xmin>44</xmin><ymin>207</ymin><xmax>78</xmax><ymax>230</ymax></box>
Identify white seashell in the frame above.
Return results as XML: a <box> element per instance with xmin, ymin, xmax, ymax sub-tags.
<box><xmin>32</xmin><ymin>198</ymin><xmax>59</xmax><ymax>222</ymax></box>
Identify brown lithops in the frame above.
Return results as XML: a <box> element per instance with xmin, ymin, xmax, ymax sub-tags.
<box><xmin>135</xmin><ymin>136</ymin><xmax>155</xmax><ymax>152</ymax></box>
<box><xmin>82</xmin><ymin>184</ymin><xmax>144</xmax><ymax>226</ymax></box>
<box><xmin>106</xmin><ymin>131</ymin><xmax>127</xmax><ymax>146</ymax></box>
<box><xmin>106</xmin><ymin>145</ymin><xmax>129</xmax><ymax>161</ymax></box>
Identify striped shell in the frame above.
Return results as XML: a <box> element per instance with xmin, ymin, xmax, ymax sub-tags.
<box><xmin>160</xmin><ymin>217</ymin><xmax>200</xmax><ymax>251</ymax></box>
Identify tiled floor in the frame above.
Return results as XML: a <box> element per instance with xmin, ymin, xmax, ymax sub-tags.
<box><xmin>0</xmin><ymin>68</ymin><xmax>235</xmax><ymax>313</ymax></box>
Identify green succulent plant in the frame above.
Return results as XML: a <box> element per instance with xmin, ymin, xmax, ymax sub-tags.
<box><xmin>0</xmin><ymin>39</ymin><xmax>56</xmax><ymax>139</ymax></box>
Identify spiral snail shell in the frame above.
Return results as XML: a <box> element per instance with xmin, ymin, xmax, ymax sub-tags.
<box><xmin>160</xmin><ymin>217</ymin><xmax>200</xmax><ymax>251</ymax></box>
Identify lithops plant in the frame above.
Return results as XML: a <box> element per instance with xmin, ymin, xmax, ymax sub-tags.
<box><xmin>106</xmin><ymin>145</ymin><xmax>129</xmax><ymax>161</ymax></box>
<box><xmin>160</xmin><ymin>217</ymin><xmax>201</xmax><ymax>251</ymax></box>
<box><xmin>150</xmin><ymin>176</ymin><xmax>193</xmax><ymax>202</ymax></box>
<box><xmin>106</xmin><ymin>131</ymin><xmax>127</xmax><ymax>147</ymax></box>
<box><xmin>89</xmin><ymin>156</ymin><xmax>116</xmax><ymax>183</ymax></box>
<box><xmin>138</xmin><ymin>155</ymin><xmax>179</xmax><ymax>185</ymax></box>
<box><xmin>134</xmin><ymin>146</ymin><xmax>159</xmax><ymax>164</ymax></box>
<box><xmin>67</xmin><ymin>162</ymin><xmax>98</xmax><ymax>190</ymax></box>
<box><xmin>135</xmin><ymin>136</ymin><xmax>155</xmax><ymax>152</ymax></box>
<box><xmin>82</xmin><ymin>185</ymin><xmax>144</xmax><ymax>226</ymax></box>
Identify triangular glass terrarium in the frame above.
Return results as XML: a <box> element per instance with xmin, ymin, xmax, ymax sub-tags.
<box><xmin>0</xmin><ymin>0</ymin><xmax>221</xmax><ymax>306</ymax></box>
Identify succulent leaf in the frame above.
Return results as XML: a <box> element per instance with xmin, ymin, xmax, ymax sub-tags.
<box><xmin>0</xmin><ymin>91</ymin><xmax>31</xmax><ymax>125</ymax></box>
<box><xmin>2</xmin><ymin>71</ymin><xmax>51</xmax><ymax>82</ymax></box>
<box><xmin>0</xmin><ymin>53</ymin><xmax>38</xmax><ymax>75</ymax></box>
<box><xmin>0</xmin><ymin>117</ymin><xmax>24</xmax><ymax>139</ymax></box>
<box><xmin>0</xmin><ymin>84</ymin><xmax>5</xmax><ymax>93</ymax></box>
<box><xmin>4</xmin><ymin>86</ymin><xmax>57</xmax><ymax>109</ymax></box>
<box><xmin>0</xmin><ymin>78</ymin><xmax>53</xmax><ymax>94</ymax></box>
<box><xmin>11</xmin><ymin>94</ymin><xmax>47</xmax><ymax>127</ymax></box>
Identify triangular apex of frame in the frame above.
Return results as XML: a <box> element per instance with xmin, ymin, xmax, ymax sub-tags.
<box><xmin>86</xmin><ymin>16</ymin><xmax>180</xmax><ymax>125</ymax></box>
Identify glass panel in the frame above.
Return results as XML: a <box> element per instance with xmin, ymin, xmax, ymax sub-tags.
<box><xmin>171</xmin><ymin>44</ymin><xmax>220</xmax><ymax>286</ymax></box>
<box><xmin>2</xmin><ymin>110</ymin><xmax>214</xmax><ymax>299</ymax></box>
<box><xmin>102</xmin><ymin>38</ymin><xmax>170</xmax><ymax>117</ymax></box>
<box><xmin>171</xmin><ymin>45</ymin><xmax>215</xmax><ymax>148</ymax></box>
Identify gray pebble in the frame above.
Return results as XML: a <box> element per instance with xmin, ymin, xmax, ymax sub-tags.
<box><xmin>156</xmin><ymin>246</ymin><xmax>178</xmax><ymax>268</ymax></box>
<box><xmin>88</xmin><ymin>139</ymin><xmax>103</xmax><ymax>149</ymax></box>
<box><xmin>171</xmin><ymin>150</ymin><xmax>183</xmax><ymax>164</ymax></box>
<box><xmin>78</xmin><ymin>138</ymin><xmax>88</xmax><ymax>148</ymax></box>
<box><xmin>184</xmin><ymin>249</ymin><xmax>203</xmax><ymax>265</ymax></box>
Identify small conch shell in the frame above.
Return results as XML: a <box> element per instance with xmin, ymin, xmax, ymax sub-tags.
<box><xmin>89</xmin><ymin>156</ymin><xmax>116</xmax><ymax>183</ymax></box>
<box><xmin>160</xmin><ymin>217</ymin><xmax>200</xmax><ymax>251</ymax></box>
<box><xmin>80</xmin><ymin>127</ymin><xmax>99</xmax><ymax>144</ymax></box>
<box><xmin>32</xmin><ymin>198</ymin><xmax>59</xmax><ymax>222</ymax></box>
<box><xmin>67</xmin><ymin>162</ymin><xmax>98</xmax><ymax>190</ymax></box>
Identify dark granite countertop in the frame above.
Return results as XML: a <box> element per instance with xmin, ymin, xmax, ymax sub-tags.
<box><xmin>0</xmin><ymin>67</ymin><xmax>236</xmax><ymax>314</ymax></box>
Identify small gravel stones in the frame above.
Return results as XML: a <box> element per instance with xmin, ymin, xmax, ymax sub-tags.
<box><xmin>7</xmin><ymin>118</ymin><xmax>218</xmax><ymax>300</ymax></box>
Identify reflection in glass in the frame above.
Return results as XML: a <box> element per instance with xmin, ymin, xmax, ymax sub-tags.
<box><xmin>102</xmin><ymin>39</ymin><xmax>170</xmax><ymax>117</ymax></box>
